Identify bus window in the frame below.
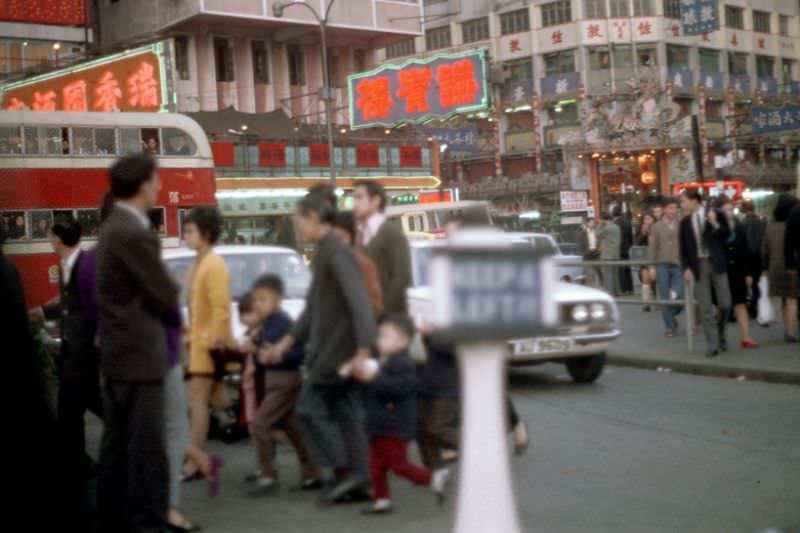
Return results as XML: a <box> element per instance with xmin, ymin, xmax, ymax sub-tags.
<box><xmin>61</xmin><ymin>128</ymin><xmax>70</xmax><ymax>154</ymax></box>
<box><xmin>2</xmin><ymin>211</ymin><xmax>27</xmax><ymax>240</ymax></box>
<box><xmin>77</xmin><ymin>209</ymin><xmax>101</xmax><ymax>237</ymax></box>
<box><xmin>0</xmin><ymin>126</ymin><xmax>22</xmax><ymax>154</ymax></box>
<box><xmin>147</xmin><ymin>207</ymin><xmax>166</xmax><ymax>234</ymax></box>
<box><xmin>53</xmin><ymin>209</ymin><xmax>74</xmax><ymax>225</ymax></box>
<box><xmin>73</xmin><ymin>127</ymin><xmax>94</xmax><ymax>155</ymax></box>
<box><xmin>95</xmin><ymin>128</ymin><xmax>116</xmax><ymax>154</ymax></box>
<box><xmin>30</xmin><ymin>211</ymin><xmax>53</xmax><ymax>239</ymax></box>
<box><xmin>120</xmin><ymin>128</ymin><xmax>142</xmax><ymax>154</ymax></box>
<box><xmin>163</xmin><ymin>128</ymin><xmax>195</xmax><ymax>156</ymax></box>
<box><xmin>141</xmin><ymin>128</ymin><xmax>160</xmax><ymax>155</ymax></box>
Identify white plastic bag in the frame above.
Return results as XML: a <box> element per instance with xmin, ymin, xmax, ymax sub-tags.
<box><xmin>756</xmin><ymin>276</ymin><xmax>774</xmax><ymax>325</ymax></box>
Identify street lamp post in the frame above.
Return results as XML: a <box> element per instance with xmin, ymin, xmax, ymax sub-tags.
<box><xmin>274</xmin><ymin>0</ymin><xmax>337</xmax><ymax>189</ymax></box>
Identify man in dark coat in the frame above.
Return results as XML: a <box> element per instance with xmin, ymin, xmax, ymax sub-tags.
<box><xmin>740</xmin><ymin>201</ymin><xmax>765</xmax><ymax>317</ymax></box>
<box><xmin>614</xmin><ymin>207</ymin><xmax>634</xmax><ymax>295</ymax></box>
<box><xmin>96</xmin><ymin>153</ymin><xmax>179</xmax><ymax>533</ymax></box>
<box><xmin>40</xmin><ymin>216</ymin><xmax>103</xmax><ymax>529</ymax></box>
<box><xmin>679</xmin><ymin>191</ymin><xmax>731</xmax><ymax>357</ymax></box>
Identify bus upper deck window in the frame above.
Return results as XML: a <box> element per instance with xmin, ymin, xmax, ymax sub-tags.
<box><xmin>0</xmin><ymin>126</ymin><xmax>22</xmax><ymax>154</ymax></box>
<box><xmin>164</xmin><ymin>128</ymin><xmax>196</xmax><ymax>155</ymax></box>
<box><xmin>73</xmin><ymin>128</ymin><xmax>94</xmax><ymax>155</ymax></box>
<box><xmin>120</xmin><ymin>128</ymin><xmax>141</xmax><ymax>154</ymax></box>
<box><xmin>95</xmin><ymin>128</ymin><xmax>116</xmax><ymax>154</ymax></box>
<box><xmin>30</xmin><ymin>211</ymin><xmax>53</xmax><ymax>239</ymax></box>
<box><xmin>141</xmin><ymin>128</ymin><xmax>160</xmax><ymax>155</ymax></box>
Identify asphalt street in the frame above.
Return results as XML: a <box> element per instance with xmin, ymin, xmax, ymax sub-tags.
<box><xmin>87</xmin><ymin>365</ymin><xmax>800</xmax><ymax>533</ymax></box>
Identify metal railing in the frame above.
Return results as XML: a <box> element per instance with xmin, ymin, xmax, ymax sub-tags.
<box><xmin>559</xmin><ymin>258</ymin><xmax>697</xmax><ymax>354</ymax></box>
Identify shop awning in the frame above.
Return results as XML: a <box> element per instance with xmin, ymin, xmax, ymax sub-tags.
<box><xmin>184</xmin><ymin>107</ymin><xmax>296</xmax><ymax>139</ymax></box>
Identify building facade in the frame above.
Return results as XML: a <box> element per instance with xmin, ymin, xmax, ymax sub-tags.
<box><xmin>0</xmin><ymin>0</ymin><xmax>92</xmax><ymax>83</ymax></box>
<box><xmin>376</xmin><ymin>0</ymin><xmax>800</xmax><ymax>220</ymax></box>
<box><xmin>94</xmin><ymin>0</ymin><xmax>422</xmax><ymax>125</ymax></box>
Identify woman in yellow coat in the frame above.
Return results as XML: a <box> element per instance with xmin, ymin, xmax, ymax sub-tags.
<box><xmin>182</xmin><ymin>206</ymin><xmax>233</xmax><ymax>483</ymax></box>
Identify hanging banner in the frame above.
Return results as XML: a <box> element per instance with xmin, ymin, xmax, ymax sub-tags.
<box><xmin>1</xmin><ymin>42</ymin><xmax>174</xmax><ymax>112</ymax></box>
<box><xmin>0</xmin><ymin>0</ymin><xmax>86</xmax><ymax>26</ymax></box>
<box><xmin>680</xmin><ymin>0</ymin><xmax>719</xmax><ymax>36</ymax></box>
<box><xmin>348</xmin><ymin>49</ymin><xmax>489</xmax><ymax>129</ymax></box>
<box><xmin>356</xmin><ymin>144</ymin><xmax>380</xmax><ymax>167</ymax></box>
<box><xmin>399</xmin><ymin>146</ymin><xmax>423</xmax><ymax>167</ymax></box>
<box><xmin>258</xmin><ymin>143</ymin><xmax>286</xmax><ymax>166</ymax></box>
<box><xmin>308</xmin><ymin>143</ymin><xmax>330</xmax><ymax>166</ymax></box>
<box><xmin>560</xmin><ymin>191</ymin><xmax>589</xmax><ymax>212</ymax></box>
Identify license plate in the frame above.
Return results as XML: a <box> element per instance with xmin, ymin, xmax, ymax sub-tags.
<box><xmin>513</xmin><ymin>337</ymin><xmax>574</xmax><ymax>356</ymax></box>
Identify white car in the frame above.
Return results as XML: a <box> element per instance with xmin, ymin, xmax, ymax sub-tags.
<box><xmin>505</xmin><ymin>232</ymin><xmax>584</xmax><ymax>283</ymax></box>
<box><xmin>162</xmin><ymin>245</ymin><xmax>310</xmax><ymax>340</ymax></box>
<box><xmin>407</xmin><ymin>238</ymin><xmax>620</xmax><ymax>383</ymax></box>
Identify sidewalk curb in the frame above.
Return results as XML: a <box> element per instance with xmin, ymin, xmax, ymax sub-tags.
<box><xmin>607</xmin><ymin>353</ymin><xmax>800</xmax><ymax>386</ymax></box>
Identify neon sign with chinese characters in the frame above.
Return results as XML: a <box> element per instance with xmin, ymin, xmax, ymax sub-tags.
<box><xmin>1</xmin><ymin>42</ymin><xmax>174</xmax><ymax>113</ymax></box>
<box><xmin>347</xmin><ymin>49</ymin><xmax>488</xmax><ymax>130</ymax></box>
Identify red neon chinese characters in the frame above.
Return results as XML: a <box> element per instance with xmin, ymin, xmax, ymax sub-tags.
<box><xmin>127</xmin><ymin>61</ymin><xmax>159</xmax><ymax>108</ymax></box>
<box><xmin>62</xmin><ymin>79</ymin><xmax>88</xmax><ymax>112</ymax></box>
<box><xmin>5</xmin><ymin>97</ymin><xmax>26</xmax><ymax>110</ymax></box>
<box><xmin>396</xmin><ymin>67</ymin><xmax>432</xmax><ymax>113</ymax></box>
<box><xmin>32</xmin><ymin>90</ymin><xmax>56</xmax><ymax>111</ymax></box>
<box><xmin>638</xmin><ymin>21</ymin><xmax>652</xmax><ymax>36</ymax></box>
<box><xmin>356</xmin><ymin>77</ymin><xmax>392</xmax><ymax>121</ymax></box>
<box><xmin>435</xmin><ymin>59</ymin><xmax>479</xmax><ymax>108</ymax></box>
<box><xmin>587</xmin><ymin>24</ymin><xmax>602</xmax><ymax>39</ymax></box>
<box><xmin>94</xmin><ymin>71</ymin><xmax>122</xmax><ymax>111</ymax></box>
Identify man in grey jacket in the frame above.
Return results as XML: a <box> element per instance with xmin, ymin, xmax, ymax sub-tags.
<box><xmin>597</xmin><ymin>212</ymin><xmax>621</xmax><ymax>296</ymax></box>
<box><xmin>268</xmin><ymin>190</ymin><xmax>377</xmax><ymax>503</ymax></box>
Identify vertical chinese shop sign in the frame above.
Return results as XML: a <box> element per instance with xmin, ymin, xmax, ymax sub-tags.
<box><xmin>348</xmin><ymin>49</ymin><xmax>488</xmax><ymax>129</ymax></box>
<box><xmin>1</xmin><ymin>42</ymin><xmax>174</xmax><ymax>112</ymax></box>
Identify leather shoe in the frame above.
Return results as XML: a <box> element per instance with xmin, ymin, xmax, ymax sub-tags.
<box><xmin>705</xmin><ymin>349</ymin><xmax>719</xmax><ymax>358</ymax></box>
<box><xmin>324</xmin><ymin>474</ymin><xmax>364</xmax><ymax>503</ymax></box>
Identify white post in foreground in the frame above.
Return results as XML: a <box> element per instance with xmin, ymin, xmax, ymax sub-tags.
<box><xmin>428</xmin><ymin>227</ymin><xmax>557</xmax><ymax>533</ymax></box>
<box><xmin>455</xmin><ymin>341</ymin><xmax>522</xmax><ymax>533</ymax></box>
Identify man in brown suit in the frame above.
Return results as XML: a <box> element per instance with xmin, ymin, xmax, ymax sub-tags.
<box><xmin>353</xmin><ymin>181</ymin><xmax>411</xmax><ymax>315</ymax></box>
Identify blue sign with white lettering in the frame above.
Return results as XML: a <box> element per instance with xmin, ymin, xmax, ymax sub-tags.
<box><xmin>541</xmin><ymin>72</ymin><xmax>580</xmax><ymax>96</ymax></box>
<box><xmin>680</xmin><ymin>0</ymin><xmax>719</xmax><ymax>36</ymax></box>
<box><xmin>668</xmin><ymin>68</ymin><xmax>694</xmax><ymax>91</ymax></box>
<box><xmin>751</xmin><ymin>105</ymin><xmax>800</xmax><ymax>135</ymax></box>
<box><xmin>729</xmin><ymin>74</ymin><xmax>751</xmax><ymax>94</ymax></box>
<box><xmin>757</xmin><ymin>77</ymin><xmax>778</xmax><ymax>97</ymax></box>
<box><xmin>420</xmin><ymin>125</ymin><xmax>479</xmax><ymax>152</ymax></box>
<box><xmin>699</xmin><ymin>71</ymin><xmax>723</xmax><ymax>92</ymax></box>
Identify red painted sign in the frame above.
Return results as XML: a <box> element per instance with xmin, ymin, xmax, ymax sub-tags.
<box><xmin>399</xmin><ymin>146</ymin><xmax>422</xmax><ymax>167</ymax></box>
<box><xmin>211</xmin><ymin>142</ymin><xmax>235</xmax><ymax>167</ymax></box>
<box><xmin>0</xmin><ymin>0</ymin><xmax>86</xmax><ymax>26</ymax></box>
<box><xmin>348</xmin><ymin>49</ymin><xmax>487</xmax><ymax>129</ymax></box>
<box><xmin>309</xmin><ymin>144</ymin><xmax>330</xmax><ymax>167</ymax></box>
<box><xmin>259</xmin><ymin>143</ymin><xmax>286</xmax><ymax>166</ymax></box>
<box><xmin>356</xmin><ymin>144</ymin><xmax>380</xmax><ymax>167</ymax></box>
<box><xmin>587</xmin><ymin>24</ymin><xmax>602</xmax><ymax>39</ymax></box>
<box><xmin>1</xmin><ymin>48</ymin><xmax>163</xmax><ymax>112</ymax></box>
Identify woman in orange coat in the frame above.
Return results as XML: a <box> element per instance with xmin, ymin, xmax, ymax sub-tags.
<box><xmin>182</xmin><ymin>206</ymin><xmax>234</xmax><ymax>485</ymax></box>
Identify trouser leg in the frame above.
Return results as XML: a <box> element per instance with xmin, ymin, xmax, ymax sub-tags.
<box><xmin>297</xmin><ymin>383</ymin><xmax>347</xmax><ymax>472</ymax></box>
<box><xmin>696</xmin><ymin>259</ymin><xmax>718</xmax><ymax>350</ymax></box>
<box><xmin>97</xmin><ymin>382</ymin><xmax>129</xmax><ymax>533</ymax></box>
<box><xmin>164</xmin><ymin>367</ymin><xmax>189</xmax><ymax>510</ymax></box>
<box><xmin>368</xmin><ymin>439</ymin><xmax>390</xmax><ymax>500</ymax></box>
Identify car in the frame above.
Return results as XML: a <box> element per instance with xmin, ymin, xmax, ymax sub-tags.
<box><xmin>407</xmin><ymin>237</ymin><xmax>620</xmax><ymax>383</ymax></box>
<box><xmin>162</xmin><ymin>245</ymin><xmax>311</xmax><ymax>340</ymax></box>
<box><xmin>504</xmin><ymin>232</ymin><xmax>584</xmax><ymax>283</ymax></box>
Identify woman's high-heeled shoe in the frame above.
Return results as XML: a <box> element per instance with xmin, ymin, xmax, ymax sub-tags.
<box><xmin>207</xmin><ymin>454</ymin><xmax>225</xmax><ymax>497</ymax></box>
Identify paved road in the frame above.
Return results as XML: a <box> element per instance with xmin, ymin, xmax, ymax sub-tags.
<box><xmin>88</xmin><ymin>365</ymin><xmax>800</xmax><ymax>532</ymax></box>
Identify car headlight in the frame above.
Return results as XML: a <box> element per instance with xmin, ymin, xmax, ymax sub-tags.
<box><xmin>571</xmin><ymin>304</ymin><xmax>589</xmax><ymax>322</ymax></box>
<box><xmin>590</xmin><ymin>303</ymin><xmax>607</xmax><ymax>321</ymax></box>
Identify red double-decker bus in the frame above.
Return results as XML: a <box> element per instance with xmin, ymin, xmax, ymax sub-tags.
<box><xmin>0</xmin><ymin>110</ymin><xmax>216</xmax><ymax>306</ymax></box>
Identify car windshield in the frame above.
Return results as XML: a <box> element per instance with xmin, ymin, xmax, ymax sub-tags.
<box><xmin>165</xmin><ymin>251</ymin><xmax>311</xmax><ymax>303</ymax></box>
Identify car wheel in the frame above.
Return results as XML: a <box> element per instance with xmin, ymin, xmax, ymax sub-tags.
<box><xmin>565</xmin><ymin>354</ymin><xmax>605</xmax><ymax>383</ymax></box>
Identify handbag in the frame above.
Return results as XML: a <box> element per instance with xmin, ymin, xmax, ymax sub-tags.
<box><xmin>756</xmin><ymin>276</ymin><xmax>775</xmax><ymax>325</ymax></box>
